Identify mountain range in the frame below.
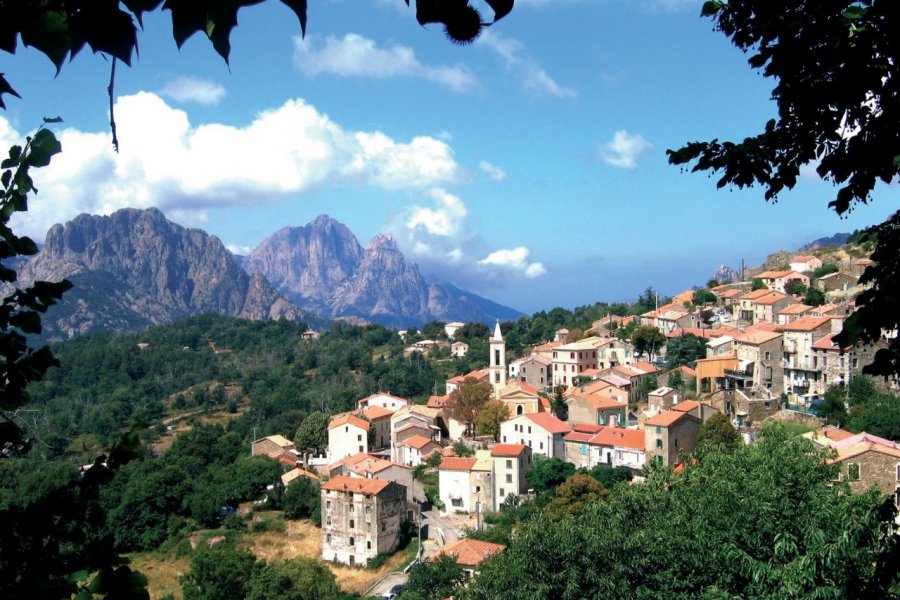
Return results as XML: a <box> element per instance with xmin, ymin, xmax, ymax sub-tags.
<box><xmin>17</xmin><ymin>208</ymin><xmax>522</xmax><ymax>340</ymax></box>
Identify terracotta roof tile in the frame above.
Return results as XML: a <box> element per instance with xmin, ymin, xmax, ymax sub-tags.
<box><xmin>524</xmin><ymin>412</ymin><xmax>571</xmax><ymax>434</ymax></box>
<box><xmin>431</xmin><ymin>539</ymin><xmax>505</xmax><ymax>567</ymax></box>
<box><xmin>321</xmin><ymin>474</ymin><xmax>390</xmax><ymax>495</ymax></box>
<box><xmin>439</xmin><ymin>457</ymin><xmax>478</xmax><ymax>471</ymax></box>
<box><xmin>644</xmin><ymin>410</ymin><xmax>691</xmax><ymax>427</ymax></box>
<box><xmin>328</xmin><ymin>413</ymin><xmax>370</xmax><ymax>430</ymax></box>
<box><xmin>490</xmin><ymin>443</ymin><xmax>528</xmax><ymax>457</ymax></box>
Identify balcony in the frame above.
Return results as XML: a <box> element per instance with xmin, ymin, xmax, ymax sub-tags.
<box><xmin>724</xmin><ymin>368</ymin><xmax>754</xmax><ymax>380</ymax></box>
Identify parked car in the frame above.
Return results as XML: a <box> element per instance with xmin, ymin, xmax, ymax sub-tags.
<box><xmin>383</xmin><ymin>584</ymin><xmax>405</xmax><ymax>600</ymax></box>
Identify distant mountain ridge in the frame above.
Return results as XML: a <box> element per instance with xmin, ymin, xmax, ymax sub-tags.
<box><xmin>799</xmin><ymin>232</ymin><xmax>851</xmax><ymax>250</ymax></box>
<box><xmin>18</xmin><ymin>209</ymin><xmax>522</xmax><ymax>339</ymax></box>
<box><xmin>19</xmin><ymin>208</ymin><xmax>302</xmax><ymax>340</ymax></box>
<box><xmin>243</xmin><ymin>215</ymin><xmax>524</xmax><ymax>327</ymax></box>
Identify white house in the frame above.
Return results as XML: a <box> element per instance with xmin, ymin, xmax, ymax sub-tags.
<box><xmin>327</xmin><ymin>413</ymin><xmax>370</xmax><ymax>461</ymax></box>
<box><xmin>499</xmin><ymin>413</ymin><xmax>571</xmax><ymax>459</ymax></box>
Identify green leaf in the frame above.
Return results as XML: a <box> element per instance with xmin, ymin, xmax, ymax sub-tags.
<box><xmin>122</xmin><ymin>0</ymin><xmax>165</xmax><ymax>27</ymax></box>
<box><xmin>24</xmin><ymin>129</ymin><xmax>62</xmax><ymax>168</ymax></box>
<box><xmin>0</xmin><ymin>73</ymin><xmax>21</xmax><ymax>110</ymax></box>
<box><xmin>69</xmin><ymin>0</ymin><xmax>139</xmax><ymax>65</ymax></box>
<box><xmin>485</xmin><ymin>0</ymin><xmax>514</xmax><ymax>22</ymax></box>
<box><xmin>19</xmin><ymin>8</ymin><xmax>72</xmax><ymax>73</ymax></box>
<box><xmin>43</xmin><ymin>116</ymin><xmax>64</xmax><ymax>124</ymax></box>
<box><xmin>701</xmin><ymin>1</ymin><xmax>725</xmax><ymax>17</ymax></box>
<box><xmin>280</xmin><ymin>0</ymin><xmax>308</xmax><ymax>37</ymax></box>
<box><xmin>163</xmin><ymin>0</ymin><xmax>207</xmax><ymax>49</ymax></box>
<box><xmin>842</xmin><ymin>6</ymin><xmax>867</xmax><ymax>20</ymax></box>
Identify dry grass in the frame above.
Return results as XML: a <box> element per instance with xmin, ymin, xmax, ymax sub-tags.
<box><xmin>129</xmin><ymin>553</ymin><xmax>190</xmax><ymax>600</ymax></box>
<box><xmin>135</xmin><ymin>516</ymin><xmax>410</xmax><ymax>597</ymax></box>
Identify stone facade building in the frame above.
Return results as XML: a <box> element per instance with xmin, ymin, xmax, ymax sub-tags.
<box><xmin>320</xmin><ymin>475</ymin><xmax>407</xmax><ymax>566</ymax></box>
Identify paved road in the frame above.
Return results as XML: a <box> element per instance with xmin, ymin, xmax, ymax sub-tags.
<box><xmin>369</xmin><ymin>572</ymin><xmax>408</xmax><ymax>598</ymax></box>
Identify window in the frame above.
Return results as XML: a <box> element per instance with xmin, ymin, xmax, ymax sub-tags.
<box><xmin>764</xmin><ymin>351</ymin><xmax>771</xmax><ymax>360</ymax></box>
<box><xmin>357</xmin><ymin>434</ymin><xmax>362</xmax><ymax>441</ymax></box>
<box><xmin>506</xmin><ymin>459</ymin><xmax>512</xmax><ymax>469</ymax></box>
<box><xmin>349</xmin><ymin>537</ymin><xmax>355</xmax><ymax>546</ymax></box>
<box><xmin>367</xmin><ymin>541</ymin><xmax>372</xmax><ymax>550</ymax></box>
<box><xmin>848</xmin><ymin>463</ymin><xmax>861</xmax><ymax>481</ymax></box>
<box><xmin>527</xmin><ymin>426</ymin><xmax>532</xmax><ymax>434</ymax></box>
<box><xmin>451</xmin><ymin>498</ymin><xmax>463</xmax><ymax>507</ymax></box>
<box><xmin>656</xmin><ymin>439</ymin><xmax>663</xmax><ymax>449</ymax></box>
<box><xmin>365</xmin><ymin>505</ymin><xmax>371</xmax><ymax>514</ymax></box>
<box><xmin>506</xmin><ymin>473</ymin><xmax>513</xmax><ymax>483</ymax></box>
<box><xmin>896</xmin><ymin>464</ymin><xmax>900</xmax><ymax>481</ymax></box>
<box><xmin>499</xmin><ymin>488</ymin><xmax>505</xmax><ymax>497</ymax></box>
<box><xmin>326</xmin><ymin>533</ymin><xmax>331</xmax><ymax>543</ymax></box>
<box><xmin>350</xmin><ymin>519</ymin><xmax>355</xmax><ymax>529</ymax></box>
<box><xmin>326</xmin><ymin>501</ymin><xmax>331</xmax><ymax>509</ymax></box>
<box><xmin>349</xmin><ymin>505</ymin><xmax>354</xmax><ymax>513</ymax></box>
<box><xmin>381</xmin><ymin>523</ymin><xmax>386</xmax><ymax>532</ymax></box>
<box><xmin>540</xmin><ymin>441</ymin><xmax>544</xmax><ymax>450</ymax></box>
<box><xmin>326</xmin><ymin>517</ymin><xmax>331</xmax><ymax>526</ymax></box>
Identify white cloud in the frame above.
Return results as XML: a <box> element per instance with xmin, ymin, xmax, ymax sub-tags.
<box><xmin>226</xmin><ymin>243</ymin><xmax>253</xmax><ymax>256</ymax></box>
<box><xmin>160</xmin><ymin>76</ymin><xmax>226</xmax><ymax>105</ymax></box>
<box><xmin>478</xmin><ymin>160</ymin><xmax>507</xmax><ymax>181</ymax></box>
<box><xmin>479</xmin><ymin>247</ymin><xmax>547</xmax><ymax>278</ymax></box>
<box><xmin>406</xmin><ymin>189</ymin><xmax>468</xmax><ymax>237</ymax></box>
<box><xmin>478</xmin><ymin>31</ymin><xmax>577</xmax><ymax>99</ymax></box>
<box><xmin>599</xmin><ymin>130</ymin><xmax>652</xmax><ymax>169</ymax></box>
<box><xmin>293</xmin><ymin>34</ymin><xmax>477</xmax><ymax>92</ymax></box>
<box><xmin>6</xmin><ymin>93</ymin><xmax>460</xmax><ymax>239</ymax></box>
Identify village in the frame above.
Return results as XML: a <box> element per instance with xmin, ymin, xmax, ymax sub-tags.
<box><xmin>248</xmin><ymin>252</ymin><xmax>900</xmax><ymax>595</ymax></box>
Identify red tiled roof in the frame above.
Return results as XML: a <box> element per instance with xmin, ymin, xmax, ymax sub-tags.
<box><xmin>431</xmin><ymin>539</ymin><xmax>505</xmax><ymax>567</ymax></box>
<box><xmin>322</xmin><ymin>474</ymin><xmax>390</xmax><ymax>495</ymax></box>
<box><xmin>490</xmin><ymin>443</ymin><xmax>528</xmax><ymax>457</ymax></box>
<box><xmin>645</xmin><ymin>410</ymin><xmax>690</xmax><ymax>427</ymax></box>
<box><xmin>524</xmin><ymin>412</ymin><xmax>571</xmax><ymax>434</ymax></box>
<box><xmin>817</xmin><ymin>425</ymin><xmax>855</xmax><ymax>442</ymax></box>
<box><xmin>401</xmin><ymin>434</ymin><xmax>439</xmax><ymax>450</ymax></box>
<box><xmin>427</xmin><ymin>394</ymin><xmax>456</xmax><ymax>408</ymax></box>
<box><xmin>328</xmin><ymin>413</ymin><xmax>370</xmax><ymax>430</ymax></box>
<box><xmin>811</xmin><ymin>333</ymin><xmax>851</xmax><ymax>352</ymax></box>
<box><xmin>563</xmin><ymin>431</ymin><xmax>596</xmax><ymax>443</ymax></box>
<box><xmin>439</xmin><ymin>457</ymin><xmax>478</xmax><ymax>471</ymax></box>
<box><xmin>362</xmin><ymin>406</ymin><xmax>393</xmax><ymax>420</ymax></box>
<box><xmin>671</xmin><ymin>400</ymin><xmax>700</xmax><ymax>413</ymax></box>
<box><xmin>780</xmin><ymin>316</ymin><xmax>832</xmax><ymax>332</ymax></box>
<box><xmin>500</xmin><ymin>381</ymin><xmax>539</xmax><ymax>397</ymax></box>
<box><xmin>589</xmin><ymin>427</ymin><xmax>644</xmax><ymax>450</ymax></box>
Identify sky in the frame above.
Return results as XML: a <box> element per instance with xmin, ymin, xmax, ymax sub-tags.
<box><xmin>1</xmin><ymin>0</ymin><xmax>896</xmax><ymax>315</ymax></box>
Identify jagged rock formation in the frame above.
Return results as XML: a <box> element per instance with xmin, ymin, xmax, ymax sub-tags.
<box><xmin>19</xmin><ymin>208</ymin><xmax>302</xmax><ymax>340</ymax></box>
<box><xmin>244</xmin><ymin>215</ymin><xmax>523</xmax><ymax>327</ymax></box>
<box><xmin>710</xmin><ymin>264</ymin><xmax>740</xmax><ymax>284</ymax></box>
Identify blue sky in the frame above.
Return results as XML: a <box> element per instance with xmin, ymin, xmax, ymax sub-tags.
<box><xmin>1</xmin><ymin>0</ymin><xmax>896</xmax><ymax>315</ymax></box>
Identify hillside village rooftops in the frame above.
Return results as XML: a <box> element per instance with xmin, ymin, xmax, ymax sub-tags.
<box><xmin>426</xmin><ymin>394</ymin><xmax>455</xmax><ymax>408</ymax></box>
<box><xmin>780</xmin><ymin>316</ymin><xmax>832</xmax><ymax>332</ymax></box>
<box><xmin>630</xmin><ymin>360</ymin><xmax>660</xmax><ymax>374</ymax></box>
<box><xmin>778</xmin><ymin>303</ymin><xmax>814</xmax><ymax>315</ymax></box>
<box><xmin>641</xmin><ymin>302</ymin><xmax>689</xmax><ymax>318</ymax></box>
<box><xmin>490</xmin><ymin>443</ymin><xmax>528</xmax><ymax>457</ymax></box>
<box><xmin>322</xmin><ymin>474</ymin><xmax>390</xmax><ymax>495</ymax></box>
<box><xmin>741</xmin><ymin>288</ymin><xmax>779</xmax><ymax>301</ymax></box>
<box><xmin>792</xmin><ymin>255</ymin><xmax>817</xmax><ymax>263</ymax></box>
<box><xmin>447</xmin><ymin>368</ymin><xmax>492</xmax><ymax>385</ymax></box>
<box><xmin>756</xmin><ymin>269</ymin><xmax>799</xmax><ymax>279</ymax></box>
<box><xmin>328</xmin><ymin>413</ymin><xmax>369</xmax><ymax>430</ymax></box>
<box><xmin>832</xmin><ymin>440</ymin><xmax>900</xmax><ymax>461</ymax></box>
<box><xmin>357</xmin><ymin>392</ymin><xmax>407</xmax><ymax>407</ymax></box>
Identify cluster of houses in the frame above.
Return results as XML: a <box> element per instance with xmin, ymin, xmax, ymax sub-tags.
<box><xmin>247</xmin><ymin>252</ymin><xmax>898</xmax><ymax>572</ymax></box>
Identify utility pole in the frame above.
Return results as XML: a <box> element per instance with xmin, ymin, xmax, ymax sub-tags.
<box><xmin>251</xmin><ymin>426</ymin><xmax>257</xmax><ymax>456</ymax></box>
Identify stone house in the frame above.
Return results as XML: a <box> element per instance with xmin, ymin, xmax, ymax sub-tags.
<box><xmin>729</xmin><ymin>330</ymin><xmax>784</xmax><ymax>391</ymax></box>
<box><xmin>360</xmin><ymin>406</ymin><xmax>393</xmax><ymax>450</ymax></box>
<box><xmin>320</xmin><ymin>475</ymin><xmax>407</xmax><ymax>567</ymax></box>
<box><xmin>829</xmin><ymin>435</ymin><xmax>900</xmax><ymax>506</ymax></box>
<box><xmin>816</xmin><ymin>271</ymin><xmax>858</xmax><ymax>293</ymax></box>
<box><xmin>643</xmin><ymin>410</ymin><xmax>702</xmax><ymax>466</ymax></box>
<box><xmin>781</xmin><ymin>316</ymin><xmax>833</xmax><ymax>404</ymax></box>
<box><xmin>499</xmin><ymin>413</ymin><xmax>571</xmax><ymax>459</ymax></box>
<box><xmin>251</xmin><ymin>434</ymin><xmax>295</xmax><ymax>457</ymax></box>
<box><xmin>325</xmin><ymin>453</ymin><xmax>422</xmax><ymax>504</ymax></box>
<box><xmin>671</xmin><ymin>399</ymin><xmax>721</xmax><ymax>423</ymax></box>
<box><xmin>648</xmin><ymin>387</ymin><xmax>680</xmax><ymax>414</ymax></box>
<box><xmin>491</xmin><ymin>443</ymin><xmax>532</xmax><ymax>510</ymax></box>
<box><xmin>566</xmin><ymin>388</ymin><xmax>628</xmax><ymax>427</ymax></box>
<box><xmin>776</xmin><ymin>303</ymin><xmax>814</xmax><ymax>325</ymax></box>
<box><xmin>510</xmin><ymin>353</ymin><xmax>552</xmax><ymax>390</ymax></box>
